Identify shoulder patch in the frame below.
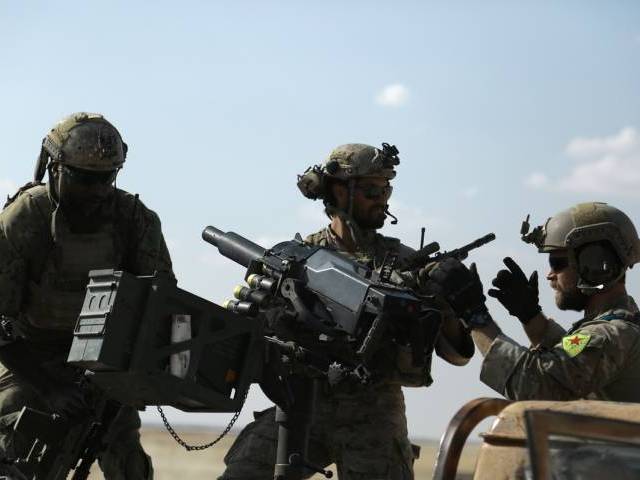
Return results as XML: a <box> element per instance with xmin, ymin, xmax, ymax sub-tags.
<box><xmin>562</xmin><ymin>333</ymin><xmax>591</xmax><ymax>357</ymax></box>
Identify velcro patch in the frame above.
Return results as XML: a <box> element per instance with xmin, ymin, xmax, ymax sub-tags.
<box><xmin>562</xmin><ymin>333</ymin><xmax>591</xmax><ymax>357</ymax></box>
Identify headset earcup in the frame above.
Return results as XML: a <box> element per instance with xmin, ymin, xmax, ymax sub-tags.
<box><xmin>577</xmin><ymin>243</ymin><xmax>621</xmax><ymax>286</ymax></box>
<box><xmin>297</xmin><ymin>169</ymin><xmax>326</xmax><ymax>200</ymax></box>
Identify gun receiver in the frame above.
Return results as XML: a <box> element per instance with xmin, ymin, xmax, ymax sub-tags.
<box><xmin>202</xmin><ymin>226</ymin><xmax>442</xmax><ymax>369</ymax></box>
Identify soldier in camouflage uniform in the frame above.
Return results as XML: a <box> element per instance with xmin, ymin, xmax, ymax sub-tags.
<box><xmin>0</xmin><ymin>113</ymin><xmax>174</xmax><ymax>478</ymax></box>
<box><xmin>219</xmin><ymin>143</ymin><xmax>474</xmax><ymax>480</ymax></box>
<box><xmin>428</xmin><ymin>202</ymin><xmax>640</xmax><ymax>401</ymax></box>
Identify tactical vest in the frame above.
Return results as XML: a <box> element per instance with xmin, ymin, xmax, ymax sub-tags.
<box><xmin>305</xmin><ymin>227</ymin><xmax>433</xmax><ymax>387</ymax></box>
<box><xmin>305</xmin><ymin>227</ymin><xmax>404</xmax><ymax>268</ymax></box>
<box><xmin>23</xmin><ymin>219</ymin><xmax>121</xmax><ymax>332</ymax></box>
<box><xmin>9</xmin><ymin>186</ymin><xmax>137</xmax><ymax>344</ymax></box>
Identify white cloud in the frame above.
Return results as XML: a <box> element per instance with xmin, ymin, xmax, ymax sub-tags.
<box><xmin>375</xmin><ymin>84</ymin><xmax>409</xmax><ymax>107</ymax></box>
<box><xmin>565</xmin><ymin>126</ymin><xmax>638</xmax><ymax>158</ymax></box>
<box><xmin>525</xmin><ymin>126</ymin><xmax>640</xmax><ymax>197</ymax></box>
<box><xmin>524</xmin><ymin>172</ymin><xmax>549</xmax><ymax>189</ymax></box>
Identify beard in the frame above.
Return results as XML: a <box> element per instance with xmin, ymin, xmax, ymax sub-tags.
<box><xmin>555</xmin><ymin>287</ymin><xmax>589</xmax><ymax>311</ymax></box>
<box><xmin>353</xmin><ymin>205</ymin><xmax>387</xmax><ymax>229</ymax></box>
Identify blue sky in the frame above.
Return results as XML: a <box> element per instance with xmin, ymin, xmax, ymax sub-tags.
<box><xmin>1</xmin><ymin>1</ymin><xmax>640</xmax><ymax>443</ymax></box>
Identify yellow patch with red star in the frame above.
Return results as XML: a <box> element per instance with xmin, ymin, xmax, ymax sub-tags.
<box><xmin>562</xmin><ymin>333</ymin><xmax>591</xmax><ymax>357</ymax></box>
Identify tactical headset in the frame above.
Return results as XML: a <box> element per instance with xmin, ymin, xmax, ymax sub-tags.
<box><xmin>574</xmin><ymin>242</ymin><xmax>623</xmax><ymax>292</ymax></box>
<box><xmin>522</xmin><ymin>214</ymin><xmax>627</xmax><ymax>294</ymax></box>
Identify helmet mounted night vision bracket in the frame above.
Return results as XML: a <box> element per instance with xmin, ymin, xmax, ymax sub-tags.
<box><xmin>520</xmin><ymin>214</ymin><xmax>546</xmax><ymax>248</ymax></box>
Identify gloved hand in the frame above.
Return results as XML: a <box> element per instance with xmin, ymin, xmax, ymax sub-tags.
<box><xmin>487</xmin><ymin>257</ymin><xmax>541</xmax><ymax>324</ymax></box>
<box><xmin>427</xmin><ymin>257</ymin><xmax>488</xmax><ymax>321</ymax></box>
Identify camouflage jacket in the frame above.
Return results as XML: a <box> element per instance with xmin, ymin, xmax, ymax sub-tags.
<box><xmin>480</xmin><ymin>294</ymin><xmax>640</xmax><ymax>402</ymax></box>
<box><xmin>305</xmin><ymin>226</ymin><xmax>473</xmax><ymax>387</ymax></box>
<box><xmin>0</xmin><ymin>184</ymin><xmax>173</xmax><ymax>346</ymax></box>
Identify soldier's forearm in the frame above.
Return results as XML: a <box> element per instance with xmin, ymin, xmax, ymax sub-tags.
<box><xmin>436</xmin><ymin>336</ymin><xmax>474</xmax><ymax>366</ymax></box>
<box><xmin>441</xmin><ymin>316</ymin><xmax>470</xmax><ymax>350</ymax></box>
<box><xmin>522</xmin><ymin>312</ymin><xmax>552</xmax><ymax>346</ymax></box>
<box><xmin>471</xmin><ymin>320</ymin><xmax>502</xmax><ymax>356</ymax></box>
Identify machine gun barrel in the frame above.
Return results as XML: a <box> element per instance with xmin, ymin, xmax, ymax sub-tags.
<box><xmin>202</xmin><ymin>226</ymin><xmax>267</xmax><ymax>268</ymax></box>
<box><xmin>400</xmin><ymin>233</ymin><xmax>496</xmax><ymax>272</ymax></box>
<box><xmin>437</xmin><ymin>232</ymin><xmax>496</xmax><ymax>261</ymax></box>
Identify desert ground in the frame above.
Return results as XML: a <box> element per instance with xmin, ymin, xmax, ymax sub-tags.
<box><xmin>86</xmin><ymin>427</ymin><xmax>479</xmax><ymax>479</ymax></box>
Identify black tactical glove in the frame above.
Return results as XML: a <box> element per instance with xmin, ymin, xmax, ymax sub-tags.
<box><xmin>487</xmin><ymin>257</ymin><xmax>541</xmax><ymax>324</ymax></box>
<box><xmin>428</xmin><ymin>258</ymin><xmax>490</xmax><ymax>327</ymax></box>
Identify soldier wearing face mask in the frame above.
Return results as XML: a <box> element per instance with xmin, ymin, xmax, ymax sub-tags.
<box><xmin>0</xmin><ymin>112</ymin><xmax>173</xmax><ymax>479</ymax></box>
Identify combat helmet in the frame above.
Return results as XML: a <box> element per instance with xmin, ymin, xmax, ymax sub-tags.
<box><xmin>297</xmin><ymin>143</ymin><xmax>399</xmax><ymax>201</ymax></box>
<box><xmin>35</xmin><ymin>112</ymin><xmax>127</xmax><ymax>182</ymax></box>
<box><xmin>522</xmin><ymin>202</ymin><xmax>640</xmax><ymax>293</ymax></box>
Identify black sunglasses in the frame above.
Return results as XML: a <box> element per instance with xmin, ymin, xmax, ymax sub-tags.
<box><xmin>548</xmin><ymin>255</ymin><xmax>569</xmax><ymax>272</ymax></box>
<box><xmin>354</xmin><ymin>184</ymin><xmax>393</xmax><ymax>200</ymax></box>
<box><xmin>62</xmin><ymin>165</ymin><xmax>118</xmax><ymax>185</ymax></box>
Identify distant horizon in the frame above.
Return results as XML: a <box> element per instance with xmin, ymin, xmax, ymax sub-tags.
<box><xmin>139</xmin><ymin>421</ymin><xmax>459</xmax><ymax>444</ymax></box>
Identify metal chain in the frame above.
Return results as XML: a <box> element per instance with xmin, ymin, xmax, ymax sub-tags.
<box><xmin>156</xmin><ymin>388</ymin><xmax>248</xmax><ymax>451</ymax></box>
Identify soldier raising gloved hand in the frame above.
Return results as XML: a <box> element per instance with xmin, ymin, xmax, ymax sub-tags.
<box><xmin>428</xmin><ymin>202</ymin><xmax>640</xmax><ymax>403</ymax></box>
<box><xmin>487</xmin><ymin>257</ymin><xmax>541</xmax><ymax>325</ymax></box>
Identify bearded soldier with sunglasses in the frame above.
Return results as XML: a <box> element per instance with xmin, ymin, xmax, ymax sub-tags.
<box><xmin>219</xmin><ymin>143</ymin><xmax>474</xmax><ymax>480</ymax></box>
<box><xmin>0</xmin><ymin>112</ymin><xmax>173</xmax><ymax>478</ymax></box>
<box><xmin>427</xmin><ymin>202</ymin><xmax>640</xmax><ymax>402</ymax></box>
